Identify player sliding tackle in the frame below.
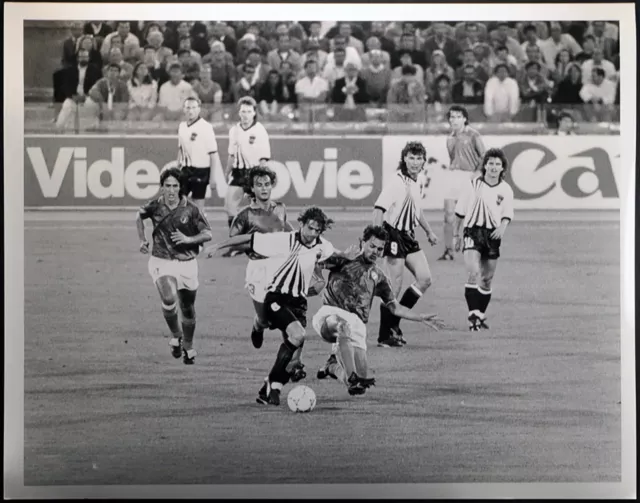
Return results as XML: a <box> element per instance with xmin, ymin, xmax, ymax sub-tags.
<box><xmin>314</xmin><ymin>225</ymin><xmax>446</xmax><ymax>396</ymax></box>
<box><xmin>136</xmin><ymin>168</ymin><xmax>213</xmax><ymax>364</ymax></box>
<box><xmin>208</xmin><ymin>207</ymin><xmax>356</xmax><ymax>406</ymax></box>
<box><xmin>453</xmin><ymin>148</ymin><xmax>514</xmax><ymax>331</ymax></box>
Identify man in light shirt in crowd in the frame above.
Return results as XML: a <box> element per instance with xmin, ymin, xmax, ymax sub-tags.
<box><xmin>157</xmin><ymin>63</ymin><xmax>197</xmax><ymax>120</ymax></box>
<box><xmin>490</xmin><ymin>22</ymin><xmax>526</xmax><ymax>64</ymax></box>
<box><xmin>483</xmin><ymin>63</ymin><xmax>520</xmax><ymax>121</ymax></box>
<box><xmin>539</xmin><ymin>22</ymin><xmax>582</xmax><ymax>70</ymax></box>
<box><xmin>520</xmin><ymin>24</ymin><xmax>544</xmax><ymax>55</ymax></box>
<box><xmin>579</xmin><ymin>67</ymin><xmax>616</xmax><ymax>105</ymax></box>
<box><xmin>325</xmin><ymin>35</ymin><xmax>362</xmax><ymax>71</ymax></box>
<box><xmin>361</xmin><ymin>37</ymin><xmax>391</xmax><ymax>69</ymax></box>
<box><xmin>296</xmin><ymin>59</ymin><xmax>329</xmax><ymax>103</ymax></box>
<box><xmin>300</xmin><ymin>38</ymin><xmax>328</xmax><ymax>73</ymax></box>
<box><xmin>580</xmin><ymin>47</ymin><xmax>617</xmax><ymax>84</ymax></box>
<box><xmin>322</xmin><ymin>47</ymin><xmax>348</xmax><ymax>87</ymax></box>
<box><xmin>100</xmin><ymin>21</ymin><xmax>140</xmax><ymax>61</ymax></box>
<box><xmin>334</xmin><ymin>23</ymin><xmax>365</xmax><ymax>55</ymax></box>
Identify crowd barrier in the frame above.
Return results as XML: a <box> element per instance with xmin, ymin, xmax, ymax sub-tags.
<box><xmin>24</xmin><ymin>133</ymin><xmax>621</xmax><ymax>210</ymax></box>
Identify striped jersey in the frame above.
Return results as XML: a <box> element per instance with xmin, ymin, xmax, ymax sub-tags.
<box><xmin>177</xmin><ymin>117</ymin><xmax>218</xmax><ymax>168</ymax></box>
<box><xmin>446</xmin><ymin>126</ymin><xmax>486</xmax><ymax>172</ymax></box>
<box><xmin>229</xmin><ymin>201</ymin><xmax>288</xmax><ymax>260</ymax></box>
<box><xmin>374</xmin><ymin>171</ymin><xmax>422</xmax><ymax>233</ymax></box>
<box><xmin>228</xmin><ymin>121</ymin><xmax>271</xmax><ymax>170</ymax></box>
<box><xmin>455</xmin><ymin>177</ymin><xmax>514</xmax><ymax>230</ymax></box>
<box><xmin>249</xmin><ymin>231</ymin><xmax>335</xmax><ymax>298</ymax></box>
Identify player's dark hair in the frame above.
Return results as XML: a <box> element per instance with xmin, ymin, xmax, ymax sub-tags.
<box><xmin>160</xmin><ymin>167</ymin><xmax>185</xmax><ymax>195</ymax></box>
<box><xmin>481</xmin><ymin>148</ymin><xmax>509</xmax><ymax>182</ymax></box>
<box><xmin>362</xmin><ymin>225</ymin><xmax>389</xmax><ymax>243</ymax></box>
<box><xmin>298</xmin><ymin>206</ymin><xmax>334</xmax><ymax>233</ymax></box>
<box><xmin>244</xmin><ymin>166</ymin><xmax>277</xmax><ymax>197</ymax></box>
<box><xmin>397</xmin><ymin>141</ymin><xmax>426</xmax><ymax>175</ymax></box>
<box><xmin>447</xmin><ymin>105</ymin><xmax>469</xmax><ymax>125</ymax></box>
<box><xmin>523</xmin><ymin>24</ymin><xmax>537</xmax><ymax>34</ymax></box>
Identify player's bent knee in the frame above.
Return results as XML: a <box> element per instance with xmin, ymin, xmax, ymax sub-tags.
<box><xmin>286</xmin><ymin>323</ymin><xmax>306</xmax><ymax>347</ymax></box>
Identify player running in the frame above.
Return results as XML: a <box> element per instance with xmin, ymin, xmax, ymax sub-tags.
<box><xmin>208</xmin><ymin>207</ymin><xmax>350</xmax><ymax>406</ymax></box>
<box><xmin>136</xmin><ymin>167</ymin><xmax>213</xmax><ymax>364</ymax></box>
<box><xmin>224</xmin><ymin>96</ymin><xmax>271</xmax><ymax>232</ymax></box>
<box><xmin>177</xmin><ymin>97</ymin><xmax>222</xmax><ymax>218</ymax></box>
<box><xmin>438</xmin><ymin>105</ymin><xmax>486</xmax><ymax>261</ymax></box>
<box><xmin>453</xmin><ymin>148</ymin><xmax>514</xmax><ymax>331</ymax></box>
<box><xmin>313</xmin><ymin>225</ymin><xmax>445</xmax><ymax>396</ymax></box>
<box><xmin>373</xmin><ymin>141</ymin><xmax>439</xmax><ymax>348</ymax></box>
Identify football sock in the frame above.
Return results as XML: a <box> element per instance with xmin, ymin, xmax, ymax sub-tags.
<box><xmin>285</xmin><ymin>344</ymin><xmax>304</xmax><ymax>374</ymax></box>
<box><xmin>181</xmin><ymin>317</ymin><xmax>195</xmax><ymax>351</ymax></box>
<box><xmin>253</xmin><ymin>315</ymin><xmax>268</xmax><ymax>331</ymax></box>
<box><xmin>337</xmin><ymin>336</ymin><xmax>357</xmax><ymax>378</ymax></box>
<box><xmin>465</xmin><ymin>284</ymin><xmax>479</xmax><ymax>312</ymax></box>
<box><xmin>162</xmin><ymin>302</ymin><xmax>182</xmax><ymax>337</ymax></box>
<box><xmin>477</xmin><ymin>287</ymin><xmax>492</xmax><ymax>315</ymax></box>
<box><xmin>378</xmin><ymin>303</ymin><xmax>393</xmax><ymax>341</ymax></box>
<box><xmin>268</xmin><ymin>339</ymin><xmax>297</xmax><ymax>388</ymax></box>
<box><xmin>353</xmin><ymin>347</ymin><xmax>368</xmax><ymax>378</ymax></box>
<box><xmin>391</xmin><ymin>283</ymin><xmax>423</xmax><ymax>331</ymax></box>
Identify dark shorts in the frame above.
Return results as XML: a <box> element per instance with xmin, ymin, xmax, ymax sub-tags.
<box><xmin>229</xmin><ymin>168</ymin><xmax>251</xmax><ymax>188</ymax></box>
<box><xmin>264</xmin><ymin>292</ymin><xmax>308</xmax><ymax>331</ymax></box>
<box><xmin>463</xmin><ymin>226</ymin><xmax>501</xmax><ymax>260</ymax></box>
<box><xmin>182</xmin><ymin>167</ymin><xmax>210</xmax><ymax>199</ymax></box>
<box><xmin>383</xmin><ymin>223</ymin><xmax>421</xmax><ymax>259</ymax></box>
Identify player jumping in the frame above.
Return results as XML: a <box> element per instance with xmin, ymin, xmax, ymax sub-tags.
<box><xmin>313</xmin><ymin>225</ymin><xmax>445</xmax><ymax>396</ymax></box>
<box><xmin>373</xmin><ymin>141</ymin><xmax>439</xmax><ymax>347</ymax></box>
<box><xmin>453</xmin><ymin>148</ymin><xmax>514</xmax><ymax>331</ymax></box>
<box><xmin>136</xmin><ymin>167</ymin><xmax>213</xmax><ymax>364</ymax></box>
<box><xmin>438</xmin><ymin>105</ymin><xmax>486</xmax><ymax>261</ymax></box>
<box><xmin>177</xmin><ymin>97</ymin><xmax>222</xmax><ymax>219</ymax></box>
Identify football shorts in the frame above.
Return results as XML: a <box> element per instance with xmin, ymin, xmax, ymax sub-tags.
<box><xmin>181</xmin><ymin>166</ymin><xmax>210</xmax><ymax>200</ymax></box>
<box><xmin>442</xmin><ymin>169</ymin><xmax>476</xmax><ymax>201</ymax></box>
<box><xmin>383</xmin><ymin>223</ymin><xmax>421</xmax><ymax>259</ymax></box>
<box><xmin>462</xmin><ymin>226</ymin><xmax>501</xmax><ymax>259</ymax></box>
<box><xmin>312</xmin><ymin>305</ymin><xmax>368</xmax><ymax>350</ymax></box>
<box><xmin>228</xmin><ymin>167</ymin><xmax>251</xmax><ymax>188</ymax></box>
<box><xmin>264</xmin><ymin>292</ymin><xmax>308</xmax><ymax>331</ymax></box>
<box><xmin>148</xmin><ymin>256</ymin><xmax>199</xmax><ymax>290</ymax></box>
<box><xmin>245</xmin><ymin>258</ymin><xmax>280</xmax><ymax>303</ymax></box>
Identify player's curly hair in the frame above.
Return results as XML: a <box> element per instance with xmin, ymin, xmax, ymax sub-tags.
<box><xmin>481</xmin><ymin>148</ymin><xmax>509</xmax><ymax>181</ymax></box>
<box><xmin>397</xmin><ymin>141</ymin><xmax>427</xmax><ymax>175</ymax></box>
<box><xmin>298</xmin><ymin>206</ymin><xmax>334</xmax><ymax>233</ymax></box>
<box><xmin>243</xmin><ymin>166</ymin><xmax>277</xmax><ymax>197</ymax></box>
<box><xmin>447</xmin><ymin>105</ymin><xmax>469</xmax><ymax>125</ymax></box>
<box><xmin>160</xmin><ymin>167</ymin><xmax>186</xmax><ymax>196</ymax></box>
<box><xmin>362</xmin><ymin>225</ymin><xmax>389</xmax><ymax>243</ymax></box>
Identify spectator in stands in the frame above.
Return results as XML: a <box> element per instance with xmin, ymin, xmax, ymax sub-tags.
<box><xmin>425</xmin><ymin>49</ymin><xmax>455</xmax><ymax>95</ymax></box>
<box><xmin>520</xmin><ymin>24</ymin><xmax>545</xmax><ymax>56</ymax></box>
<box><xmin>179</xmin><ymin>36</ymin><xmax>203</xmax><ymax>65</ymax></box>
<box><xmin>360</xmin><ymin>49</ymin><xmax>393</xmax><ymax>105</ymax></box>
<box><xmin>491</xmin><ymin>22</ymin><xmax>526</xmax><ymax>64</ymax></box>
<box><xmin>392</xmin><ymin>34</ymin><xmax>426</xmax><ymax>69</ymax></box>
<box><xmin>455</xmin><ymin>49</ymin><xmax>489</xmax><ymax>85</ymax></box>
<box><xmin>451</xmin><ymin>64</ymin><xmax>484</xmax><ymax>104</ymax></box>
<box><xmin>524</xmin><ymin>45</ymin><xmax>554</xmax><ymax>81</ymax></box>
<box><xmin>304</xmin><ymin>21</ymin><xmax>330</xmax><ymax>52</ymax></box>
<box><xmin>127</xmin><ymin>62</ymin><xmax>158</xmax><ymax>120</ymax></box>
<box><xmin>335</xmin><ymin>23</ymin><xmax>364</xmax><ymax>55</ymax></box>
<box><xmin>453</xmin><ymin>21</ymin><xmax>488</xmax><ymax>46</ymax></box>
<box><xmin>189</xmin><ymin>21</ymin><xmax>211</xmax><ymax>57</ymax></box>
<box><xmin>191</xmin><ymin>64</ymin><xmax>223</xmax><ymax>106</ymax></box>
<box><xmin>519</xmin><ymin>61</ymin><xmax>552</xmax><ymax>106</ymax></box>
<box><xmin>142</xmin><ymin>46</ymin><xmax>169</xmax><ymax>88</ymax></box>
<box><xmin>574</xmin><ymin>35</ymin><xmax>596</xmax><ymax>64</ymax></box>
<box><xmin>267</xmin><ymin>34</ymin><xmax>303</xmax><ymax>73</ymax></box>
<box><xmin>484</xmin><ymin>63</ymin><xmax>520</xmax><ymax>121</ymax></box>
<box><xmin>300</xmin><ymin>39</ymin><xmax>328</xmax><ymax>73</ymax></box>
<box><xmin>515</xmin><ymin>21</ymin><xmax>549</xmax><ymax>45</ymax></box>
<box><xmin>243</xmin><ymin>22</ymin><xmax>271</xmax><ymax>56</ymax></box>
<box><xmin>588</xmin><ymin>21</ymin><xmax>617</xmax><ymax>61</ymax></box>
<box><xmin>208</xmin><ymin>22</ymin><xmax>237</xmax><ymax>56</ymax></box>
<box><xmin>76</xmin><ymin>35</ymin><xmax>103</xmax><ymax>67</ymax></box>
<box><xmin>555</xmin><ymin>110</ymin><xmax>576</xmax><ymax>135</ymax></box>
<box><xmin>87</xmin><ymin>63</ymin><xmax>130</xmax><ymax>122</ymax></box>
<box><xmin>259</xmin><ymin>69</ymin><xmax>295</xmax><ymax>118</ymax></box>
<box><xmin>423</xmin><ymin>22</ymin><xmax>460</xmax><ymax>68</ymax></box>
<box><xmin>387</xmin><ymin>65</ymin><xmax>425</xmax><ymax>105</ymax></box>
<box><xmin>579</xmin><ymin>67</ymin><xmax>616</xmax><ymax>105</ymax></box>
<box><xmin>83</xmin><ymin>21</ymin><xmax>113</xmax><ymax>52</ymax></box>
<box><xmin>157</xmin><ymin>63</ymin><xmax>196</xmax><ymax>120</ymax></box>
<box><xmin>239</xmin><ymin>48</ymin><xmax>270</xmax><ymax>87</ymax></box>
<box><xmin>473</xmin><ymin>43</ymin><xmax>493</xmax><ymax>76</ymax></box>
<box><xmin>233</xmin><ymin>64</ymin><xmax>261</xmax><ymax>102</ymax></box>
<box><xmin>322</xmin><ymin>47</ymin><xmax>348</xmax><ymax>87</ymax></box>
<box><xmin>202</xmin><ymin>40</ymin><xmax>235</xmax><ymax>67</ymax></box>
<box><xmin>295</xmin><ymin>59</ymin><xmax>329</xmax><ymax>105</ymax></box>
<box><xmin>278</xmin><ymin>61</ymin><xmax>299</xmax><ymax>101</ymax></box>
<box><xmin>101</xmin><ymin>22</ymin><xmax>140</xmax><ymax>61</ymax></box>
<box><xmin>104</xmin><ymin>47</ymin><xmax>134</xmax><ymax>82</ymax></box>
<box><xmin>61</xmin><ymin>22</ymin><xmax>85</xmax><ymax>67</ymax></box>
<box><xmin>143</xmin><ymin>30</ymin><xmax>173</xmax><ymax>70</ymax></box>
<box><xmin>392</xmin><ymin>51</ymin><xmax>425</xmax><ymax>86</ymax></box>
<box><xmin>429</xmin><ymin>74</ymin><xmax>453</xmax><ymax>105</ymax></box>
<box><xmin>326</xmin><ymin>35</ymin><xmax>362</xmax><ymax>70</ymax></box>
<box><xmin>581</xmin><ymin>47</ymin><xmax>616</xmax><ymax>84</ymax></box>
<box><xmin>331</xmin><ymin>62</ymin><xmax>369</xmax><ymax>120</ymax></box>
<box><xmin>553</xmin><ymin>48</ymin><xmax>574</xmax><ymax>85</ymax></box>
<box><xmin>177</xmin><ymin>49</ymin><xmax>201</xmax><ymax>83</ymax></box>
<box><xmin>361</xmin><ymin>37</ymin><xmax>391</xmax><ymax>69</ymax></box>
<box><xmin>553</xmin><ymin>62</ymin><xmax>584</xmax><ymax>105</ymax></box>
<box><xmin>201</xmin><ymin>41</ymin><xmax>236</xmax><ymax>102</ymax></box>
<box><xmin>54</xmin><ymin>47</ymin><xmax>103</xmax><ymax>128</ymax></box>
<box><xmin>540</xmin><ymin>22</ymin><xmax>583</xmax><ymax>69</ymax></box>
<box><xmin>490</xmin><ymin>45</ymin><xmax>519</xmax><ymax>79</ymax></box>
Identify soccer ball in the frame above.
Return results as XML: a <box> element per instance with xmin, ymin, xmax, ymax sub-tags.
<box><xmin>287</xmin><ymin>385</ymin><xmax>316</xmax><ymax>413</ymax></box>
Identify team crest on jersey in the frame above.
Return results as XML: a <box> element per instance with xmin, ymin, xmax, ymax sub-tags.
<box><xmin>496</xmin><ymin>195</ymin><xmax>504</xmax><ymax>206</ymax></box>
<box><xmin>190</xmin><ymin>133</ymin><xmax>198</xmax><ymax>141</ymax></box>
<box><xmin>249</xmin><ymin>135</ymin><xmax>256</xmax><ymax>144</ymax></box>
<box><xmin>370</xmin><ymin>270</ymin><xmax>378</xmax><ymax>281</ymax></box>
<box><xmin>180</xmin><ymin>215</ymin><xmax>189</xmax><ymax>224</ymax></box>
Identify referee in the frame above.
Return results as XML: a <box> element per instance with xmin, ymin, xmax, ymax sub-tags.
<box><xmin>177</xmin><ymin>97</ymin><xmax>222</xmax><ymax>218</ymax></box>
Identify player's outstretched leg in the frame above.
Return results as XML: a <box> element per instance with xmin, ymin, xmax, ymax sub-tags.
<box><xmin>155</xmin><ymin>276</ymin><xmax>183</xmax><ymax>358</ymax></box>
<box><xmin>463</xmin><ymin>249</ymin><xmax>482</xmax><ymax>331</ymax></box>
<box><xmin>438</xmin><ymin>200</ymin><xmax>456</xmax><ymax>261</ymax></box>
<box><xmin>378</xmin><ymin>258</ymin><xmax>405</xmax><ymax>347</ymax></box>
<box><xmin>178</xmin><ymin>289</ymin><xmax>198</xmax><ymax>364</ymax></box>
<box><xmin>250</xmin><ymin>300</ymin><xmax>270</xmax><ymax>349</ymax></box>
<box><xmin>477</xmin><ymin>258</ymin><xmax>497</xmax><ymax>329</ymax></box>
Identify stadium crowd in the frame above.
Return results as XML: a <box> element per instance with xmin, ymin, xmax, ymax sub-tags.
<box><xmin>52</xmin><ymin>20</ymin><xmax>621</xmax><ymax>128</ymax></box>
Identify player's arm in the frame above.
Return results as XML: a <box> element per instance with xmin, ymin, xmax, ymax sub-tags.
<box><xmin>417</xmin><ymin>210</ymin><xmax>438</xmax><ymax>246</ymax></box>
<box><xmin>225</xmin><ymin>126</ymin><xmax>237</xmax><ymax>180</ymax></box>
<box><xmin>372</xmin><ymin>179</ymin><xmax>396</xmax><ymax>226</ymax></box>
<box><xmin>136</xmin><ymin>203</ymin><xmax>153</xmax><ymax>254</ymax></box>
<box><xmin>473</xmin><ymin>133</ymin><xmax>487</xmax><ymax>170</ymax></box>
<box><xmin>257</xmin><ymin>125</ymin><xmax>271</xmax><ymax>167</ymax></box>
<box><xmin>228</xmin><ymin>210</ymin><xmax>249</xmax><ymax>237</ymax></box>
<box><xmin>490</xmin><ymin>187</ymin><xmax>514</xmax><ymax>241</ymax></box>
<box><xmin>446</xmin><ymin>136</ymin><xmax>456</xmax><ymax>165</ymax></box>
<box><xmin>453</xmin><ymin>180</ymin><xmax>472</xmax><ymax>251</ymax></box>
<box><xmin>206</xmin><ymin>126</ymin><xmax>221</xmax><ymax>189</ymax></box>
<box><xmin>170</xmin><ymin>209</ymin><xmax>213</xmax><ymax>246</ymax></box>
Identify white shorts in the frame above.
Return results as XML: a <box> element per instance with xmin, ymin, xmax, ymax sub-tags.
<box><xmin>312</xmin><ymin>305</ymin><xmax>368</xmax><ymax>351</ymax></box>
<box><xmin>245</xmin><ymin>258</ymin><xmax>281</xmax><ymax>303</ymax></box>
<box><xmin>148</xmin><ymin>256</ymin><xmax>199</xmax><ymax>291</ymax></box>
<box><xmin>442</xmin><ymin>170</ymin><xmax>476</xmax><ymax>201</ymax></box>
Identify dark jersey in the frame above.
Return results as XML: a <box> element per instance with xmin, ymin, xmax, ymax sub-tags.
<box><xmin>446</xmin><ymin>126</ymin><xmax>485</xmax><ymax>172</ymax></box>
<box><xmin>229</xmin><ymin>201</ymin><xmax>287</xmax><ymax>260</ymax></box>
<box><xmin>321</xmin><ymin>254</ymin><xmax>395</xmax><ymax>324</ymax></box>
<box><xmin>139</xmin><ymin>196</ymin><xmax>210</xmax><ymax>261</ymax></box>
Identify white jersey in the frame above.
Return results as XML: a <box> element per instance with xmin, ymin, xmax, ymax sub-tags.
<box><xmin>455</xmin><ymin>176</ymin><xmax>514</xmax><ymax>230</ymax></box>
<box><xmin>177</xmin><ymin>117</ymin><xmax>218</xmax><ymax>169</ymax></box>
<box><xmin>250</xmin><ymin>231</ymin><xmax>335</xmax><ymax>298</ymax></box>
<box><xmin>374</xmin><ymin>171</ymin><xmax>422</xmax><ymax>233</ymax></box>
<box><xmin>228</xmin><ymin>121</ymin><xmax>271</xmax><ymax>170</ymax></box>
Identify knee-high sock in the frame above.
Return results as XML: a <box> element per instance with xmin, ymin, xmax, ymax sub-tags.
<box><xmin>477</xmin><ymin>287</ymin><xmax>492</xmax><ymax>314</ymax></box>
<box><xmin>162</xmin><ymin>302</ymin><xmax>182</xmax><ymax>337</ymax></box>
<box><xmin>268</xmin><ymin>339</ymin><xmax>297</xmax><ymax>390</ymax></box>
<box><xmin>181</xmin><ymin>317</ymin><xmax>195</xmax><ymax>351</ymax></box>
<box><xmin>444</xmin><ymin>216</ymin><xmax>454</xmax><ymax>251</ymax></box>
<box><xmin>337</xmin><ymin>335</ymin><xmax>357</xmax><ymax>378</ymax></box>
<box><xmin>464</xmin><ymin>284</ymin><xmax>480</xmax><ymax>313</ymax></box>
<box><xmin>353</xmin><ymin>347</ymin><xmax>368</xmax><ymax>378</ymax></box>
<box><xmin>378</xmin><ymin>303</ymin><xmax>393</xmax><ymax>340</ymax></box>
<box><xmin>285</xmin><ymin>344</ymin><xmax>304</xmax><ymax>373</ymax></box>
<box><xmin>390</xmin><ymin>283</ymin><xmax>423</xmax><ymax>330</ymax></box>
